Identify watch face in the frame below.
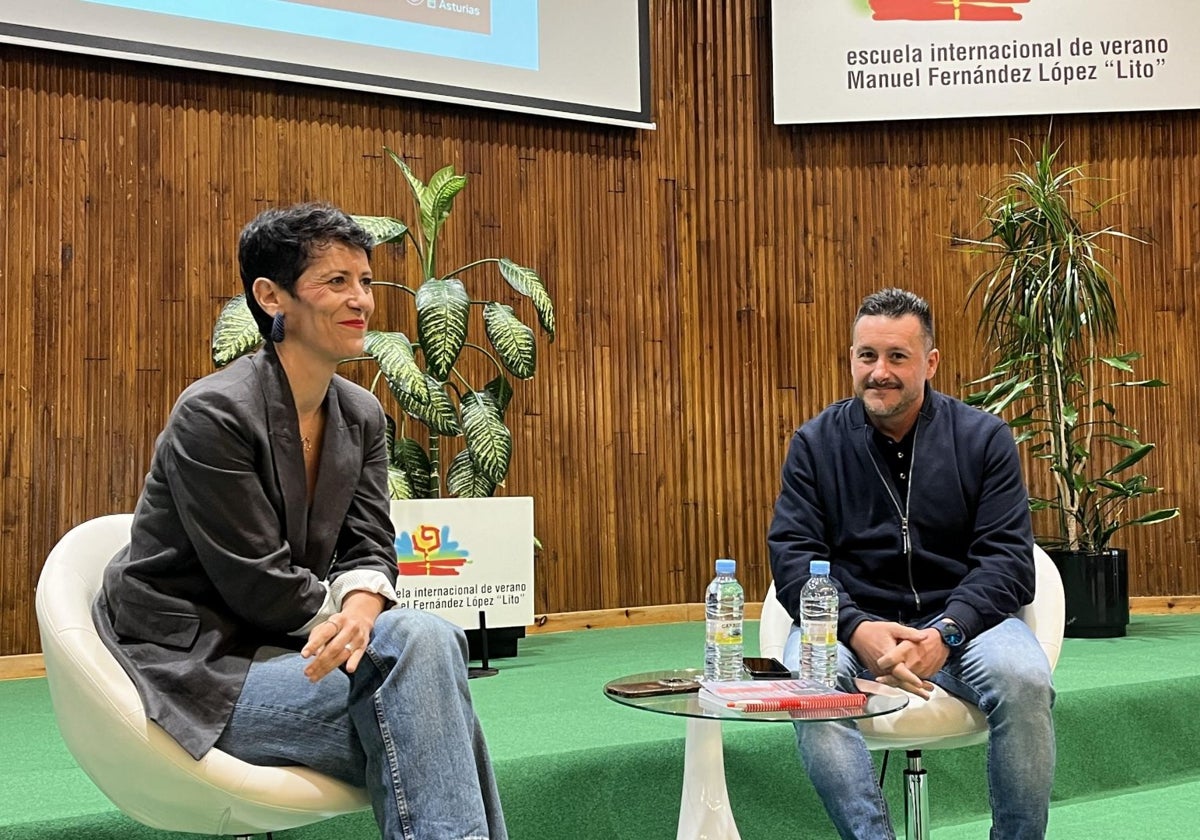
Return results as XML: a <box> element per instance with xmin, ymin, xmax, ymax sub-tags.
<box><xmin>939</xmin><ymin>620</ymin><xmax>964</xmax><ymax>647</ymax></box>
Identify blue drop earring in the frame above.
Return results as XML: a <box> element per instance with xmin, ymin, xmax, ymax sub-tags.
<box><xmin>270</xmin><ymin>312</ymin><xmax>286</xmax><ymax>343</ymax></box>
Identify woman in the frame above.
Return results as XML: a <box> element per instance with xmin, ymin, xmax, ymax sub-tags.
<box><xmin>93</xmin><ymin>203</ymin><xmax>507</xmax><ymax>839</ymax></box>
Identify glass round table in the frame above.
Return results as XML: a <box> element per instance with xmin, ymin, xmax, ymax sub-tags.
<box><xmin>603</xmin><ymin>668</ymin><xmax>909</xmax><ymax>840</ymax></box>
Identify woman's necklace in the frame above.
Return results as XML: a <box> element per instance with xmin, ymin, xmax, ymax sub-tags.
<box><xmin>299</xmin><ymin>408</ymin><xmax>322</xmax><ymax>455</ymax></box>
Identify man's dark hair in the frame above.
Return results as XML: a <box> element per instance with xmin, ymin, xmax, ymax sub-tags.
<box><xmin>238</xmin><ymin>203</ymin><xmax>374</xmax><ymax>339</ymax></box>
<box><xmin>854</xmin><ymin>288</ymin><xmax>935</xmax><ymax>349</ymax></box>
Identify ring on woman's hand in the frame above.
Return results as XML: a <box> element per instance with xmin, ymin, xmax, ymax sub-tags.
<box><xmin>325</xmin><ymin>619</ymin><xmax>342</xmax><ymax>633</ymax></box>
<box><xmin>344</xmin><ymin>643</ymin><xmax>355</xmax><ymax>652</ymax></box>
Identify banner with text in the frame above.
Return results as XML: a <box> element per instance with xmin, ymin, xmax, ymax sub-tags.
<box><xmin>771</xmin><ymin>1</ymin><xmax>1199</xmax><ymax>124</ymax></box>
<box><xmin>388</xmin><ymin>497</ymin><xmax>534</xmax><ymax>630</ymax></box>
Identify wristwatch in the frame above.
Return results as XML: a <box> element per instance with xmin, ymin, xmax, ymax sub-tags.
<box><xmin>933</xmin><ymin>618</ymin><xmax>965</xmax><ymax>649</ymax></box>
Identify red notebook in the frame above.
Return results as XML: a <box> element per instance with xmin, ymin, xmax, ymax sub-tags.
<box><xmin>698</xmin><ymin>678</ymin><xmax>866</xmax><ymax>712</ymax></box>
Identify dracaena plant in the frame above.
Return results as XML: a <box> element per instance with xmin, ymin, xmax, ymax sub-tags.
<box><xmin>211</xmin><ymin>149</ymin><xmax>555</xmax><ymax>499</ymax></box>
<box><xmin>958</xmin><ymin>137</ymin><xmax>1178</xmax><ymax>553</ymax></box>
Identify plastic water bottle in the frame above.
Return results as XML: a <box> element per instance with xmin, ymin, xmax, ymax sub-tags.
<box><xmin>800</xmin><ymin>559</ymin><xmax>839</xmax><ymax>687</ymax></box>
<box><xmin>704</xmin><ymin>558</ymin><xmax>745</xmax><ymax>681</ymax></box>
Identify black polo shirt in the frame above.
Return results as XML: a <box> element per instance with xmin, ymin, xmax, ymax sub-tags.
<box><xmin>872</xmin><ymin>424</ymin><xmax>917</xmax><ymax>498</ymax></box>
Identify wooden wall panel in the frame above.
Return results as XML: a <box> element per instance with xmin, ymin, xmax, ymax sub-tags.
<box><xmin>2</xmin><ymin>0</ymin><xmax>1198</xmax><ymax>655</ymax></box>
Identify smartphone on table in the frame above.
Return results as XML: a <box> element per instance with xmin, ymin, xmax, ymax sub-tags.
<box><xmin>742</xmin><ymin>656</ymin><xmax>793</xmax><ymax>679</ymax></box>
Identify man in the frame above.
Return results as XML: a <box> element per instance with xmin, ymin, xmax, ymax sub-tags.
<box><xmin>767</xmin><ymin>288</ymin><xmax>1054</xmax><ymax>839</ymax></box>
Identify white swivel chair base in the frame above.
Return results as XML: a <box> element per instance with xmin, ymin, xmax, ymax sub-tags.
<box><xmin>903</xmin><ymin>751</ymin><xmax>930</xmax><ymax>840</ymax></box>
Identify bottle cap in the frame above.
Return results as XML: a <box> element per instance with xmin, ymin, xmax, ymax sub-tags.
<box><xmin>809</xmin><ymin>559</ymin><xmax>830</xmax><ymax>576</ymax></box>
<box><xmin>715</xmin><ymin>558</ymin><xmax>736</xmax><ymax>575</ymax></box>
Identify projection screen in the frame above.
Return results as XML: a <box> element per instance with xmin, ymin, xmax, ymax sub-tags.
<box><xmin>0</xmin><ymin>0</ymin><xmax>653</xmax><ymax>128</ymax></box>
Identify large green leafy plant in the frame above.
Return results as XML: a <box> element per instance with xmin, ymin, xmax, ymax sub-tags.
<box><xmin>211</xmin><ymin>150</ymin><xmax>555</xmax><ymax>499</ymax></box>
<box><xmin>959</xmin><ymin>138</ymin><xmax>1178</xmax><ymax>552</ymax></box>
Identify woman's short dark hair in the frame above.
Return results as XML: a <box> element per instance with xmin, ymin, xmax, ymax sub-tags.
<box><xmin>238</xmin><ymin>203</ymin><xmax>374</xmax><ymax>339</ymax></box>
<box><xmin>854</xmin><ymin>288</ymin><xmax>935</xmax><ymax>349</ymax></box>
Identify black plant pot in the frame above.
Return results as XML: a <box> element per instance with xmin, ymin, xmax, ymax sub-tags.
<box><xmin>1049</xmin><ymin>548</ymin><xmax>1129</xmax><ymax>638</ymax></box>
<box><xmin>466</xmin><ymin>625</ymin><xmax>525</xmax><ymax>661</ymax></box>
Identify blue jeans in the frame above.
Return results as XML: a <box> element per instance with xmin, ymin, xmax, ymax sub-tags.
<box><xmin>214</xmin><ymin>609</ymin><xmax>507</xmax><ymax>840</ymax></box>
<box><xmin>783</xmin><ymin>617</ymin><xmax>1055</xmax><ymax>840</ymax></box>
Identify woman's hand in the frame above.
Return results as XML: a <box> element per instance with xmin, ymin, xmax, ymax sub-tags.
<box><xmin>300</xmin><ymin>590</ymin><xmax>387</xmax><ymax>682</ymax></box>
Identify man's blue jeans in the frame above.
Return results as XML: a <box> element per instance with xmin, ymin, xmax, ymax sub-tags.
<box><xmin>214</xmin><ymin>609</ymin><xmax>507</xmax><ymax>840</ymax></box>
<box><xmin>783</xmin><ymin>617</ymin><xmax>1055</xmax><ymax>840</ymax></box>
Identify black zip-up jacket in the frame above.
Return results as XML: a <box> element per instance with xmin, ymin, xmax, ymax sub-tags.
<box><xmin>767</xmin><ymin>385</ymin><xmax>1034</xmax><ymax>645</ymax></box>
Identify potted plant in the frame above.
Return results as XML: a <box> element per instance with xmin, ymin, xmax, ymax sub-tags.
<box><xmin>958</xmin><ymin>137</ymin><xmax>1179</xmax><ymax>638</ymax></box>
<box><xmin>211</xmin><ymin>149</ymin><xmax>555</xmax><ymax>657</ymax></box>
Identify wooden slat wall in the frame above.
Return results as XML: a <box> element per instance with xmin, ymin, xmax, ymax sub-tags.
<box><xmin>2</xmin><ymin>1</ymin><xmax>1198</xmax><ymax>655</ymax></box>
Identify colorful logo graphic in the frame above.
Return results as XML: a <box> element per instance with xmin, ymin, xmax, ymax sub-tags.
<box><xmin>867</xmin><ymin>0</ymin><xmax>1030</xmax><ymax>21</ymax></box>
<box><xmin>395</xmin><ymin>524</ymin><xmax>472</xmax><ymax>576</ymax></box>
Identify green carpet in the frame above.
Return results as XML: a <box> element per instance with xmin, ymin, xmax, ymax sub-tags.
<box><xmin>3</xmin><ymin>615</ymin><xmax>1199</xmax><ymax>839</ymax></box>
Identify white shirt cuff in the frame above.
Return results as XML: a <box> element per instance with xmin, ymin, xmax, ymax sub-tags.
<box><xmin>290</xmin><ymin>570</ymin><xmax>400</xmax><ymax>636</ymax></box>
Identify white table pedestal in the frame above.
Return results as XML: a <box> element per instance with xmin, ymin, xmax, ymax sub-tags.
<box><xmin>676</xmin><ymin>717</ymin><xmax>741</xmax><ymax>840</ymax></box>
<box><xmin>605</xmin><ymin>670</ymin><xmax>905</xmax><ymax>840</ymax></box>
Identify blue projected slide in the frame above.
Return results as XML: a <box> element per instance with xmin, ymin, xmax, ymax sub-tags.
<box><xmin>2</xmin><ymin>0</ymin><xmax>650</xmax><ymax>126</ymax></box>
<box><xmin>83</xmin><ymin>0</ymin><xmax>539</xmax><ymax>70</ymax></box>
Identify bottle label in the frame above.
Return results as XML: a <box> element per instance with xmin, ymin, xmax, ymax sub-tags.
<box><xmin>801</xmin><ymin>620</ymin><xmax>836</xmax><ymax>646</ymax></box>
<box><xmin>707</xmin><ymin>620</ymin><xmax>743</xmax><ymax>646</ymax></box>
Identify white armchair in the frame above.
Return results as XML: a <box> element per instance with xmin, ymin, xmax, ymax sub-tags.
<box><xmin>758</xmin><ymin>545</ymin><xmax>1065</xmax><ymax>839</ymax></box>
<box><xmin>35</xmin><ymin>514</ymin><xmax>370</xmax><ymax>839</ymax></box>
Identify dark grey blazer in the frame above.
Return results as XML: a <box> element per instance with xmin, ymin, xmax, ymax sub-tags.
<box><xmin>94</xmin><ymin>344</ymin><xmax>397</xmax><ymax>759</ymax></box>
